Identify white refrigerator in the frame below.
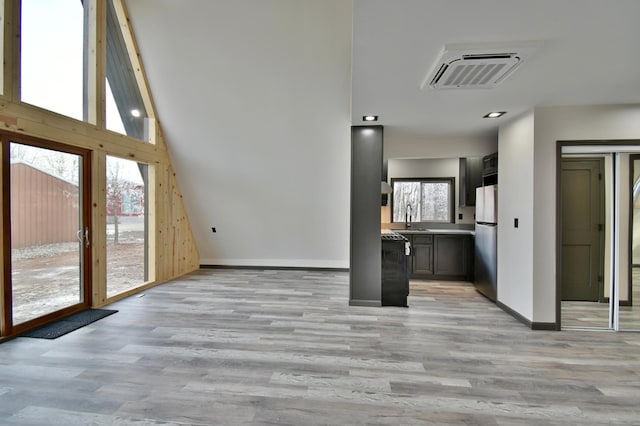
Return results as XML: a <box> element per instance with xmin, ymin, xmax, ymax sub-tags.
<box><xmin>474</xmin><ymin>185</ymin><xmax>497</xmax><ymax>301</ymax></box>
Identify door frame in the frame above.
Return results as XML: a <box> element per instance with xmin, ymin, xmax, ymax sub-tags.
<box><xmin>627</xmin><ymin>154</ymin><xmax>639</xmax><ymax>308</ymax></box>
<box><xmin>556</xmin><ymin>140</ymin><xmax>640</xmax><ymax>331</ymax></box>
<box><xmin>1</xmin><ymin>131</ymin><xmax>92</xmax><ymax>338</ymax></box>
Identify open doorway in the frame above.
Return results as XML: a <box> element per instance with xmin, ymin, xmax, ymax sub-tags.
<box><xmin>560</xmin><ymin>157</ymin><xmax>604</xmax><ymax>302</ymax></box>
<box><xmin>560</xmin><ymin>155</ymin><xmax>608</xmax><ymax>328</ymax></box>
<box><xmin>558</xmin><ymin>144</ymin><xmax>640</xmax><ymax>331</ymax></box>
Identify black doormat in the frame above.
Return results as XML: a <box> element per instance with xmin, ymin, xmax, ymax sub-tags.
<box><xmin>21</xmin><ymin>309</ymin><xmax>118</xmax><ymax>339</ymax></box>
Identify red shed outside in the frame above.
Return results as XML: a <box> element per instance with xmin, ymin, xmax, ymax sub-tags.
<box><xmin>10</xmin><ymin>161</ymin><xmax>80</xmax><ymax>249</ymax></box>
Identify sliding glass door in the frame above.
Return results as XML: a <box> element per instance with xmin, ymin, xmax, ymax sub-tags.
<box><xmin>560</xmin><ymin>147</ymin><xmax>640</xmax><ymax>332</ymax></box>
<box><xmin>621</xmin><ymin>155</ymin><xmax>640</xmax><ymax>331</ymax></box>
<box><xmin>2</xmin><ymin>136</ymin><xmax>91</xmax><ymax>336</ymax></box>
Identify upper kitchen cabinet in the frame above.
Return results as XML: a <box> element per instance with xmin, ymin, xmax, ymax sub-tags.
<box><xmin>482</xmin><ymin>152</ymin><xmax>498</xmax><ymax>186</ymax></box>
<box><xmin>459</xmin><ymin>157</ymin><xmax>483</xmax><ymax>206</ymax></box>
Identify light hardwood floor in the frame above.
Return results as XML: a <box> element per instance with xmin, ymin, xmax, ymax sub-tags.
<box><xmin>561</xmin><ymin>268</ymin><xmax>640</xmax><ymax>330</ymax></box>
<box><xmin>1</xmin><ymin>269</ymin><xmax>639</xmax><ymax>425</ymax></box>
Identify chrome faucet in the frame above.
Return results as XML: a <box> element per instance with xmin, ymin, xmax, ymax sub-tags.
<box><xmin>405</xmin><ymin>203</ymin><xmax>412</xmax><ymax>229</ymax></box>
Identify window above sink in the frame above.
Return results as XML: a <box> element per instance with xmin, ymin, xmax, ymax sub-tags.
<box><xmin>391</xmin><ymin>177</ymin><xmax>455</xmax><ymax>224</ymax></box>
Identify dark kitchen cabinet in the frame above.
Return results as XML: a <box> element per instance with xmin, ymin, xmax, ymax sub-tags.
<box><xmin>459</xmin><ymin>157</ymin><xmax>483</xmax><ymax>206</ymax></box>
<box><xmin>412</xmin><ymin>234</ymin><xmax>433</xmax><ymax>275</ymax></box>
<box><xmin>399</xmin><ymin>232</ymin><xmax>473</xmax><ymax>281</ymax></box>
<box><xmin>433</xmin><ymin>234</ymin><xmax>471</xmax><ymax>279</ymax></box>
<box><xmin>482</xmin><ymin>152</ymin><xmax>498</xmax><ymax>186</ymax></box>
<box><xmin>482</xmin><ymin>152</ymin><xmax>498</xmax><ymax>176</ymax></box>
<box><xmin>381</xmin><ymin>159</ymin><xmax>389</xmax><ymax>206</ymax></box>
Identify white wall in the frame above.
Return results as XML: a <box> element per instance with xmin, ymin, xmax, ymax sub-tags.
<box><xmin>499</xmin><ymin>105</ymin><xmax>640</xmax><ymax>324</ymax></box>
<box><xmin>497</xmin><ymin>111</ymin><xmax>535</xmax><ymax>320</ymax></box>
<box><xmin>532</xmin><ymin>105</ymin><xmax>640</xmax><ymax>322</ymax></box>
<box><xmin>127</xmin><ymin>1</ymin><xmax>353</xmax><ymax>268</ymax></box>
<box><xmin>388</xmin><ymin>158</ymin><xmax>458</xmax><ymax>180</ymax></box>
<box><xmin>384</xmin><ymin>132</ymin><xmax>497</xmax><ymax>160</ymax></box>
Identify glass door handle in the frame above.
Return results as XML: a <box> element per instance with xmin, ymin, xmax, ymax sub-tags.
<box><xmin>77</xmin><ymin>228</ymin><xmax>90</xmax><ymax>247</ymax></box>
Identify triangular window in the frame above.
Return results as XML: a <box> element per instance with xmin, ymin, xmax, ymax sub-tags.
<box><xmin>19</xmin><ymin>0</ymin><xmax>154</xmax><ymax>143</ymax></box>
<box><xmin>105</xmin><ymin>0</ymin><xmax>153</xmax><ymax>142</ymax></box>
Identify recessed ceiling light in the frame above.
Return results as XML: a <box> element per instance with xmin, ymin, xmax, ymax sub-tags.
<box><xmin>363</xmin><ymin>115</ymin><xmax>378</xmax><ymax>122</ymax></box>
<box><xmin>483</xmin><ymin>111</ymin><xmax>506</xmax><ymax>118</ymax></box>
<box><xmin>131</xmin><ymin>109</ymin><xmax>141</xmax><ymax>118</ymax></box>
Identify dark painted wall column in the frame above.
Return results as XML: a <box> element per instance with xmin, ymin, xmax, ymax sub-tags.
<box><xmin>350</xmin><ymin>125</ymin><xmax>383</xmax><ymax>306</ymax></box>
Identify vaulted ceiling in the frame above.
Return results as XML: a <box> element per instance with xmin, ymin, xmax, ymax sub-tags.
<box><xmin>128</xmin><ymin>0</ymin><xmax>640</xmax><ymax>145</ymax></box>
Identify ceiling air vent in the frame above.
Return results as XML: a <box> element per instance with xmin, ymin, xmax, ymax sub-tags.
<box><xmin>421</xmin><ymin>42</ymin><xmax>542</xmax><ymax>90</ymax></box>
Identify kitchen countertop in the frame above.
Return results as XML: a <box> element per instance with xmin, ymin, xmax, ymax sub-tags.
<box><xmin>383</xmin><ymin>228</ymin><xmax>475</xmax><ymax>236</ymax></box>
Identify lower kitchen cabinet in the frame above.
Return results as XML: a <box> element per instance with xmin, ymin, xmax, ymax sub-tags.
<box><xmin>400</xmin><ymin>232</ymin><xmax>473</xmax><ymax>281</ymax></box>
<box><xmin>433</xmin><ymin>234</ymin><xmax>470</xmax><ymax>279</ymax></box>
<box><xmin>412</xmin><ymin>235</ymin><xmax>433</xmax><ymax>275</ymax></box>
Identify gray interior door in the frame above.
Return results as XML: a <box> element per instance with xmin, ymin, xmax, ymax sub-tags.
<box><xmin>561</xmin><ymin>158</ymin><xmax>603</xmax><ymax>301</ymax></box>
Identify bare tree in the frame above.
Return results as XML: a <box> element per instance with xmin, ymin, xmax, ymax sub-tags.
<box><xmin>9</xmin><ymin>143</ymin><xmax>33</xmax><ymax>162</ymax></box>
<box><xmin>107</xmin><ymin>160</ymin><xmax>124</xmax><ymax>244</ymax></box>
<box><xmin>42</xmin><ymin>152</ymin><xmax>78</xmax><ymax>183</ymax></box>
<box><xmin>10</xmin><ymin>144</ymin><xmax>79</xmax><ymax>184</ymax></box>
<box><xmin>106</xmin><ymin>158</ymin><xmax>145</xmax><ymax>245</ymax></box>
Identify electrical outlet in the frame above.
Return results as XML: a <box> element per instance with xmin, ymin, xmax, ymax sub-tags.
<box><xmin>514</xmin><ymin>218</ymin><xmax>519</xmax><ymax>228</ymax></box>
<box><xmin>458</xmin><ymin>213</ymin><xmax>463</xmax><ymax>220</ymax></box>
